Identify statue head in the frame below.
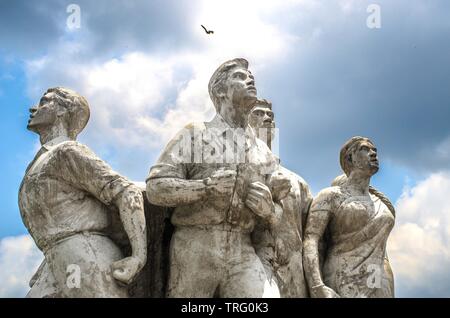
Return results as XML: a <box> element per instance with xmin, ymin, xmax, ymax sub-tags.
<box><xmin>27</xmin><ymin>87</ymin><xmax>90</xmax><ymax>140</ymax></box>
<box><xmin>339</xmin><ymin>136</ymin><xmax>379</xmax><ymax>177</ymax></box>
<box><xmin>249</xmin><ymin>98</ymin><xmax>274</xmax><ymax>130</ymax></box>
<box><xmin>208</xmin><ymin>58</ymin><xmax>257</xmax><ymax>116</ymax></box>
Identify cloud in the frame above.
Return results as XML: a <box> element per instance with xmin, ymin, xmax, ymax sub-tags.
<box><xmin>5</xmin><ymin>0</ymin><xmax>450</xmax><ymax>189</ymax></box>
<box><xmin>0</xmin><ymin>235</ymin><xmax>43</xmax><ymax>298</ymax></box>
<box><xmin>388</xmin><ymin>172</ymin><xmax>450</xmax><ymax>297</ymax></box>
<box><xmin>22</xmin><ymin>0</ymin><xmax>301</xmax><ymax>181</ymax></box>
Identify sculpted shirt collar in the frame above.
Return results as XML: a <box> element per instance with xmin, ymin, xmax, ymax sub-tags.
<box><xmin>209</xmin><ymin>113</ymin><xmax>257</xmax><ymax>143</ymax></box>
<box><xmin>42</xmin><ymin>136</ymin><xmax>72</xmax><ymax>151</ymax></box>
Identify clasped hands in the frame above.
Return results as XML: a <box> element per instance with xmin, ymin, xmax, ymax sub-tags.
<box><xmin>203</xmin><ymin>169</ymin><xmax>292</xmax><ymax>223</ymax></box>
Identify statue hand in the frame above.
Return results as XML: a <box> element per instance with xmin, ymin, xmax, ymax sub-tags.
<box><xmin>205</xmin><ymin>169</ymin><xmax>237</xmax><ymax>197</ymax></box>
<box><xmin>111</xmin><ymin>256</ymin><xmax>144</xmax><ymax>285</ymax></box>
<box><xmin>245</xmin><ymin>181</ymin><xmax>275</xmax><ymax>222</ymax></box>
<box><xmin>268</xmin><ymin>171</ymin><xmax>292</xmax><ymax>201</ymax></box>
<box><xmin>312</xmin><ymin>285</ymin><xmax>340</xmax><ymax>298</ymax></box>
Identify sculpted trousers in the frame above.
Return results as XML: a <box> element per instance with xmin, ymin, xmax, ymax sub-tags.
<box><xmin>27</xmin><ymin>233</ymin><xmax>128</xmax><ymax>298</ymax></box>
<box><xmin>276</xmin><ymin>250</ymin><xmax>309</xmax><ymax>298</ymax></box>
<box><xmin>167</xmin><ymin>226</ymin><xmax>269</xmax><ymax>298</ymax></box>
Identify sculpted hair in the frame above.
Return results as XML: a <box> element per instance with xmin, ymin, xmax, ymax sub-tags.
<box><xmin>208</xmin><ymin>58</ymin><xmax>249</xmax><ymax>112</ymax></box>
<box><xmin>251</xmin><ymin>98</ymin><xmax>272</xmax><ymax>111</ymax></box>
<box><xmin>339</xmin><ymin>136</ymin><xmax>373</xmax><ymax>177</ymax></box>
<box><xmin>47</xmin><ymin>87</ymin><xmax>90</xmax><ymax>139</ymax></box>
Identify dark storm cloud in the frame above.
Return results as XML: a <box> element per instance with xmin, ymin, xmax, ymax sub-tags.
<box><xmin>2</xmin><ymin>0</ymin><xmax>449</xmax><ymax>190</ymax></box>
<box><xmin>256</xmin><ymin>0</ymin><xmax>450</xmax><ymax>191</ymax></box>
<box><xmin>0</xmin><ymin>0</ymin><xmax>65</xmax><ymax>57</ymax></box>
<box><xmin>77</xmin><ymin>0</ymin><xmax>202</xmax><ymax>57</ymax></box>
<box><xmin>0</xmin><ymin>0</ymin><xmax>201</xmax><ymax>59</ymax></box>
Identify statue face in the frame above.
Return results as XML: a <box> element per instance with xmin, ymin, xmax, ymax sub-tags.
<box><xmin>226</xmin><ymin>67</ymin><xmax>257</xmax><ymax>109</ymax></box>
<box><xmin>351</xmin><ymin>141</ymin><xmax>379</xmax><ymax>175</ymax></box>
<box><xmin>27</xmin><ymin>92</ymin><xmax>59</xmax><ymax>133</ymax></box>
<box><xmin>249</xmin><ymin>105</ymin><xmax>274</xmax><ymax>130</ymax></box>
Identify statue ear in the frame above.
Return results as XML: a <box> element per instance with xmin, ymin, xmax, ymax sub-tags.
<box><xmin>348</xmin><ymin>153</ymin><xmax>353</xmax><ymax>165</ymax></box>
<box><xmin>216</xmin><ymin>89</ymin><xmax>226</xmax><ymax>100</ymax></box>
<box><xmin>56</xmin><ymin>106</ymin><xmax>67</xmax><ymax>118</ymax></box>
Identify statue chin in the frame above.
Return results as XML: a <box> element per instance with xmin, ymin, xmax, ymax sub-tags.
<box><xmin>370</xmin><ymin>165</ymin><xmax>379</xmax><ymax>175</ymax></box>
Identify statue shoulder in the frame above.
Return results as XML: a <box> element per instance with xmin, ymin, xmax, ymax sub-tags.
<box><xmin>311</xmin><ymin>186</ymin><xmax>346</xmax><ymax>212</ymax></box>
<box><xmin>54</xmin><ymin>140</ymin><xmax>95</xmax><ymax>158</ymax></box>
<box><xmin>183</xmin><ymin>121</ymin><xmax>206</xmax><ymax>132</ymax></box>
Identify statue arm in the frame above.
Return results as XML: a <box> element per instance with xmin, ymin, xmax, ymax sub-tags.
<box><xmin>146</xmin><ymin>177</ymin><xmax>207</xmax><ymax>207</ymax></box>
<box><xmin>56</xmin><ymin>142</ymin><xmax>148</xmax><ymax>284</ymax></box>
<box><xmin>303</xmin><ymin>189</ymin><xmax>339</xmax><ymax>298</ymax></box>
<box><xmin>271</xmin><ymin>202</ymin><xmax>284</xmax><ymax>226</ymax></box>
<box><xmin>251</xmin><ymin>221</ymin><xmax>276</xmax><ymax>280</ymax></box>
<box><xmin>111</xmin><ymin>185</ymin><xmax>147</xmax><ymax>271</ymax></box>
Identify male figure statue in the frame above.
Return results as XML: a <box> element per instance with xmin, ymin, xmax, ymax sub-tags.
<box><xmin>146</xmin><ymin>58</ymin><xmax>287</xmax><ymax>297</ymax></box>
<box><xmin>249</xmin><ymin>99</ymin><xmax>312</xmax><ymax>298</ymax></box>
<box><xmin>19</xmin><ymin>87</ymin><xmax>147</xmax><ymax>297</ymax></box>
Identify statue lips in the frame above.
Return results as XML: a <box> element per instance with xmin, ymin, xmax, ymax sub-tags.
<box><xmin>27</xmin><ymin>115</ymin><xmax>35</xmax><ymax>126</ymax></box>
<box><xmin>247</xmin><ymin>85</ymin><xmax>256</xmax><ymax>93</ymax></box>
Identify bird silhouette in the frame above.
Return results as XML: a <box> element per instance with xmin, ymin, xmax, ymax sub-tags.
<box><xmin>201</xmin><ymin>25</ymin><xmax>214</xmax><ymax>34</ymax></box>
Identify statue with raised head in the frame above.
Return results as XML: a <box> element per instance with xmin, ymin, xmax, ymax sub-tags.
<box><xmin>303</xmin><ymin>136</ymin><xmax>395</xmax><ymax>298</ymax></box>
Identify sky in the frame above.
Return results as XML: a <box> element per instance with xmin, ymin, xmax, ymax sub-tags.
<box><xmin>0</xmin><ymin>0</ymin><xmax>450</xmax><ymax>297</ymax></box>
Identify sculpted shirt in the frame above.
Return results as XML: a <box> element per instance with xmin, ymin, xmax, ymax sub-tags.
<box><xmin>147</xmin><ymin>114</ymin><xmax>279</xmax><ymax>233</ymax></box>
<box><xmin>309</xmin><ymin>187</ymin><xmax>395</xmax><ymax>298</ymax></box>
<box><xmin>18</xmin><ymin>136</ymin><xmax>133</xmax><ymax>252</ymax></box>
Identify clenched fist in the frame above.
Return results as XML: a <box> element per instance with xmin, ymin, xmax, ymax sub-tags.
<box><xmin>245</xmin><ymin>181</ymin><xmax>276</xmax><ymax>223</ymax></box>
<box><xmin>111</xmin><ymin>256</ymin><xmax>144</xmax><ymax>285</ymax></box>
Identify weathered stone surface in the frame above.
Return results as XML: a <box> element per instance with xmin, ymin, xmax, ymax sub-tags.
<box><xmin>19</xmin><ymin>87</ymin><xmax>147</xmax><ymax>298</ymax></box>
<box><xmin>303</xmin><ymin>136</ymin><xmax>395</xmax><ymax>298</ymax></box>
<box><xmin>146</xmin><ymin>58</ymin><xmax>289</xmax><ymax>298</ymax></box>
<box><xmin>249</xmin><ymin>98</ymin><xmax>313</xmax><ymax>298</ymax></box>
<box><xmin>128</xmin><ymin>197</ymin><xmax>172</xmax><ymax>298</ymax></box>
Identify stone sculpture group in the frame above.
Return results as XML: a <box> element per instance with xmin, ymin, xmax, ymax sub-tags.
<box><xmin>18</xmin><ymin>58</ymin><xmax>395</xmax><ymax>298</ymax></box>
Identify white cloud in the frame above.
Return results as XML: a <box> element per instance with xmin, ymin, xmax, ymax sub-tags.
<box><xmin>388</xmin><ymin>172</ymin><xmax>450</xmax><ymax>297</ymax></box>
<box><xmin>23</xmin><ymin>0</ymin><xmax>307</xmax><ymax>180</ymax></box>
<box><xmin>0</xmin><ymin>235</ymin><xmax>43</xmax><ymax>298</ymax></box>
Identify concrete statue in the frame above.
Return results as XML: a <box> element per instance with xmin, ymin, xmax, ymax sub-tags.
<box><xmin>249</xmin><ymin>99</ymin><xmax>313</xmax><ymax>298</ymax></box>
<box><xmin>18</xmin><ymin>63</ymin><xmax>398</xmax><ymax>300</ymax></box>
<box><xmin>303</xmin><ymin>136</ymin><xmax>395</xmax><ymax>298</ymax></box>
<box><xmin>19</xmin><ymin>87</ymin><xmax>147</xmax><ymax>297</ymax></box>
<box><xmin>146</xmin><ymin>58</ymin><xmax>290</xmax><ymax>298</ymax></box>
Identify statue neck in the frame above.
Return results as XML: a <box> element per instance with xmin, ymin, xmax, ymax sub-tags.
<box><xmin>346</xmin><ymin>171</ymin><xmax>371</xmax><ymax>195</ymax></box>
<box><xmin>39</xmin><ymin>123</ymin><xmax>71</xmax><ymax>145</ymax></box>
<box><xmin>219</xmin><ymin>102</ymin><xmax>250</xmax><ymax>129</ymax></box>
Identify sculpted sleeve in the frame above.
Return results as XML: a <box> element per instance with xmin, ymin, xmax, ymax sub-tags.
<box><xmin>146</xmin><ymin>125</ymin><xmax>198</xmax><ymax>181</ymax></box>
<box><xmin>56</xmin><ymin>141</ymin><xmax>133</xmax><ymax>205</ymax></box>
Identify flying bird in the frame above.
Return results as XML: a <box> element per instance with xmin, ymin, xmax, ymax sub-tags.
<box><xmin>201</xmin><ymin>25</ymin><xmax>214</xmax><ymax>35</ymax></box>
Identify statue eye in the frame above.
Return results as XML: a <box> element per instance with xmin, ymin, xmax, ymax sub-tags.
<box><xmin>360</xmin><ymin>146</ymin><xmax>370</xmax><ymax>152</ymax></box>
<box><xmin>233</xmin><ymin>72</ymin><xmax>246</xmax><ymax>80</ymax></box>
